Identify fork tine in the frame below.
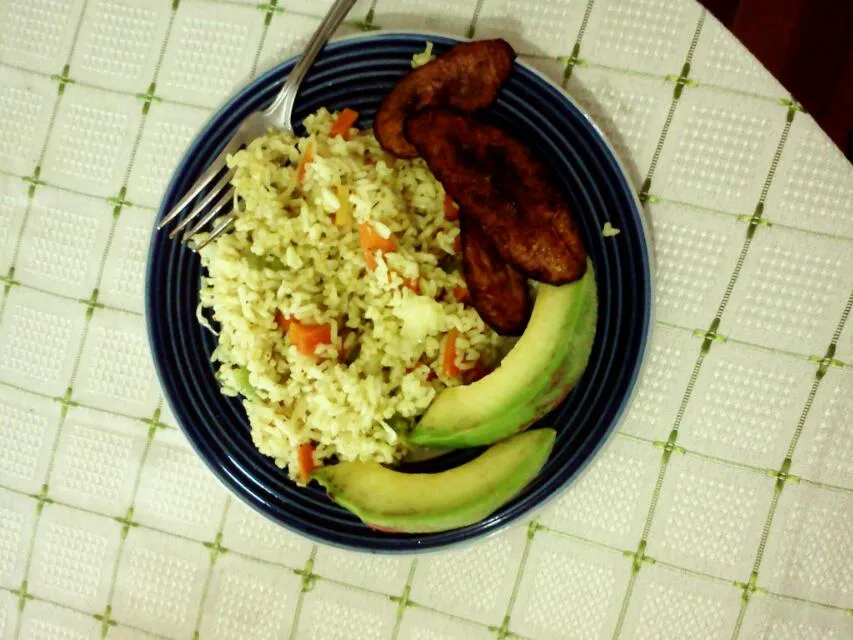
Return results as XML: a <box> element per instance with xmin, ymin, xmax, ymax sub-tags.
<box><xmin>182</xmin><ymin>186</ymin><xmax>235</xmax><ymax>243</ymax></box>
<box><xmin>168</xmin><ymin>167</ymin><xmax>236</xmax><ymax>240</ymax></box>
<box><xmin>157</xmin><ymin>138</ymin><xmax>241</xmax><ymax>230</ymax></box>
<box><xmin>193</xmin><ymin>214</ymin><xmax>236</xmax><ymax>251</ymax></box>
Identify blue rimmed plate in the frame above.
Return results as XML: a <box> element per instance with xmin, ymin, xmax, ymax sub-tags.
<box><xmin>145</xmin><ymin>32</ymin><xmax>653</xmax><ymax>553</ymax></box>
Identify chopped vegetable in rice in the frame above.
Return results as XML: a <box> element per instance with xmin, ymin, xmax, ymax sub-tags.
<box><xmin>196</xmin><ymin>108</ymin><xmax>514</xmax><ymax>482</ymax></box>
<box><xmin>602</xmin><ymin>222</ymin><xmax>620</xmax><ymax>237</ymax></box>
<box><xmin>411</xmin><ymin>42</ymin><xmax>435</xmax><ymax>68</ymax></box>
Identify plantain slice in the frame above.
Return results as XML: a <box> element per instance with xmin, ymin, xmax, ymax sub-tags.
<box><xmin>460</xmin><ymin>210</ymin><xmax>531</xmax><ymax>336</ymax></box>
<box><xmin>406</xmin><ymin>109</ymin><xmax>587</xmax><ymax>285</ymax></box>
<box><xmin>375</xmin><ymin>39</ymin><xmax>516</xmax><ymax>158</ymax></box>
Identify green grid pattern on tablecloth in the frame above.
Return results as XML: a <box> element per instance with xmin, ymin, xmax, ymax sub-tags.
<box><xmin>0</xmin><ymin>0</ymin><xmax>852</xmax><ymax>638</ymax></box>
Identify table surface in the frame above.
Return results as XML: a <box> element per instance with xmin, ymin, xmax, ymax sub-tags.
<box><xmin>1</xmin><ymin>0</ymin><xmax>852</xmax><ymax>639</ymax></box>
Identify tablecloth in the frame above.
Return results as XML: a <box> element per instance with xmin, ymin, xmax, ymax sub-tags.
<box><xmin>1</xmin><ymin>0</ymin><xmax>852</xmax><ymax>638</ymax></box>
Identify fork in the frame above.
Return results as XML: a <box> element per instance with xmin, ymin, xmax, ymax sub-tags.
<box><xmin>157</xmin><ymin>0</ymin><xmax>359</xmax><ymax>250</ymax></box>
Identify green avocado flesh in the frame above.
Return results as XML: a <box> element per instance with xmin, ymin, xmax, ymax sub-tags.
<box><xmin>311</xmin><ymin>428</ymin><xmax>555</xmax><ymax>533</ymax></box>
<box><xmin>408</xmin><ymin>262</ymin><xmax>597</xmax><ymax>448</ymax></box>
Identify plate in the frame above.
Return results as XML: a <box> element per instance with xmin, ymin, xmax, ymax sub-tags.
<box><xmin>145</xmin><ymin>31</ymin><xmax>653</xmax><ymax>553</ymax></box>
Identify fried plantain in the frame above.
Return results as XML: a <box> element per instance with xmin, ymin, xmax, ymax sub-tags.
<box><xmin>406</xmin><ymin>110</ymin><xmax>587</xmax><ymax>285</ymax></box>
<box><xmin>375</xmin><ymin>39</ymin><xmax>516</xmax><ymax>159</ymax></box>
<box><xmin>460</xmin><ymin>211</ymin><xmax>531</xmax><ymax>336</ymax></box>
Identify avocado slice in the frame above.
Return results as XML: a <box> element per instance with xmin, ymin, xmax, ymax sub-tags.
<box><xmin>312</xmin><ymin>428</ymin><xmax>555</xmax><ymax>533</ymax></box>
<box><xmin>409</xmin><ymin>262</ymin><xmax>597</xmax><ymax>448</ymax></box>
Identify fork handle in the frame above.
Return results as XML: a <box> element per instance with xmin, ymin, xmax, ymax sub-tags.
<box><xmin>264</xmin><ymin>0</ymin><xmax>360</xmax><ymax>129</ymax></box>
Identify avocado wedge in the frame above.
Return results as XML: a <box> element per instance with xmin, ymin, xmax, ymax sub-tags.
<box><xmin>312</xmin><ymin>428</ymin><xmax>555</xmax><ymax>533</ymax></box>
<box><xmin>408</xmin><ymin>262</ymin><xmax>597</xmax><ymax>448</ymax></box>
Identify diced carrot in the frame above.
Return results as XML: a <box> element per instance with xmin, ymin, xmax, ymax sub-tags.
<box><xmin>334</xmin><ymin>185</ymin><xmax>353</xmax><ymax>227</ymax></box>
<box><xmin>443</xmin><ymin>193</ymin><xmax>459</xmax><ymax>221</ymax></box>
<box><xmin>359</xmin><ymin>222</ymin><xmax>396</xmax><ymax>270</ymax></box>
<box><xmin>296</xmin><ymin>138</ymin><xmax>316</xmax><ymax>183</ymax></box>
<box><xmin>274</xmin><ymin>310</ymin><xmax>292</xmax><ymax>333</ymax></box>
<box><xmin>330</xmin><ymin>108</ymin><xmax>359</xmax><ymax>140</ymax></box>
<box><xmin>453</xmin><ymin>235</ymin><xmax>462</xmax><ymax>253</ymax></box>
<box><xmin>363</xmin><ymin>248</ymin><xmax>378</xmax><ymax>270</ymax></box>
<box><xmin>287</xmin><ymin>320</ymin><xmax>333</xmax><ymax>356</ymax></box>
<box><xmin>453</xmin><ymin>284</ymin><xmax>470</xmax><ymax>304</ymax></box>
<box><xmin>402</xmin><ymin>276</ymin><xmax>420</xmax><ymax>293</ymax></box>
<box><xmin>462</xmin><ymin>358</ymin><xmax>490</xmax><ymax>384</ymax></box>
<box><xmin>297</xmin><ymin>442</ymin><xmax>316</xmax><ymax>484</ymax></box>
<box><xmin>442</xmin><ymin>329</ymin><xmax>461</xmax><ymax>378</ymax></box>
<box><xmin>359</xmin><ymin>222</ymin><xmax>397</xmax><ymax>252</ymax></box>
